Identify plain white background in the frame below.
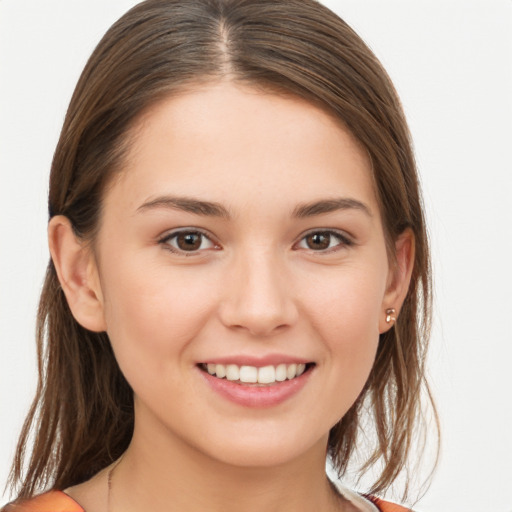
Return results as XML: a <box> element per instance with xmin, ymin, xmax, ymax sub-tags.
<box><xmin>0</xmin><ymin>1</ymin><xmax>511</xmax><ymax>511</ymax></box>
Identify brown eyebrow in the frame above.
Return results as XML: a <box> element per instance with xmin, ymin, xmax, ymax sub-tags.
<box><xmin>137</xmin><ymin>195</ymin><xmax>371</xmax><ymax>220</ymax></box>
<box><xmin>137</xmin><ymin>196</ymin><xmax>231</xmax><ymax>218</ymax></box>
<box><xmin>292</xmin><ymin>198</ymin><xmax>372</xmax><ymax>218</ymax></box>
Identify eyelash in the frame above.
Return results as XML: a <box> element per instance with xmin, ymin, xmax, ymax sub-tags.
<box><xmin>294</xmin><ymin>229</ymin><xmax>353</xmax><ymax>253</ymax></box>
<box><xmin>158</xmin><ymin>228</ymin><xmax>219</xmax><ymax>256</ymax></box>
<box><xmin>158</xmin><ymin>228</ymin><xmax>353</xmax><ymax>256</ymax></box>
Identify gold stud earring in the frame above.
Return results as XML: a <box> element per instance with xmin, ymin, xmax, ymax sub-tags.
<box><xmin>385</xmin><ymin>308</ymin><xmax>396</xmax><ymax>324</ymax></box>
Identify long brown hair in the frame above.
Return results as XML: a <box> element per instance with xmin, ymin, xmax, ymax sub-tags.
<box><xmin>9</xmin><ymin>0</ymin><xmax>438</xmax><ymax>503</ymax></box>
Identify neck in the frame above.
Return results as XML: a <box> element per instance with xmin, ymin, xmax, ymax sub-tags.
<box><xmin>111</xmin><ymin>419</ymin><xmax>344</xmax><ymax>512</ymax></box>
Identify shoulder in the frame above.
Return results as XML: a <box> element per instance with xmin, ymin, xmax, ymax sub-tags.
<box><xmin>2</xmin><ymin>491</ymin><xmax>84</xmax><ymax>512</ymax></box>
<box><xmin>367</xmin><ymin>496</ymin><xmax>412</xmax><ymax>512</ymax></box>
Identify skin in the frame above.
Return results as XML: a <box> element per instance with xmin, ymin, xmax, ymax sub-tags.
<box><xmin>50</xmin><ymin>82</ymin><xmax>414</xmax><ymax>512</ymax></box>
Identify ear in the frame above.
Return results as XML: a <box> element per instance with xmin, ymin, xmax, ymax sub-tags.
<box><xmin>48</xmin><ymin>215</ymin><xmax>107</xmax><ymax>332</ymax></box>
<box><xmin>379</xmin><ymin>228</ymin><xmax>415</xmax><ymax>333</ymax></box>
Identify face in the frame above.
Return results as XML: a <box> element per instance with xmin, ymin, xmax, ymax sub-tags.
<box><xmin>83</xmin><ymin>82</ymin><xmax>400</xmax><ymax>468</ymax></box>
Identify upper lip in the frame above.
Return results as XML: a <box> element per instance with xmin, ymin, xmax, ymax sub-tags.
<box><xmin>199</xmin><ymin>354</ymin><xmax>312</xmax><ymax>367</ymax></box>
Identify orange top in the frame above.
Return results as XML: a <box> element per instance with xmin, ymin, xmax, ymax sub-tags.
<box><xmin>369</xmin><ymin>496</ymin><xmax>411</xmax><ymax>512</ymax></box>
<box><xmin>2</xmin><ymin>491</ymin><xmax>82</xmax><ymax>512</ymax></box>
<box><xmin>2</xmin><ymin>490</ymin><xmax>411</xmax><ymax>512</ymax></box>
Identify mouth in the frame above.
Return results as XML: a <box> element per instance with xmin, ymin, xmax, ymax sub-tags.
<box><xmin>198</xmin><ymin>362</ymin><xmax>315</xmax><ymax>386</ymax></box>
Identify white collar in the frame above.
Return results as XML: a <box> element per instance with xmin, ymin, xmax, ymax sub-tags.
<box><xmin>329</xmin><ymin>479</ymin><xmax>380</xmax><ymax>512</ymax></box>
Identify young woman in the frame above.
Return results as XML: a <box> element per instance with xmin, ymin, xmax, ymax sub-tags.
<box><xmin>3</xmin><ymin>1</ymin><xmax>437</xmax><ymax>511</ymax></box>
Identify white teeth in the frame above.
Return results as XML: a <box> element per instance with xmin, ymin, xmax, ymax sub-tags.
<box><xmin>275</xmin><ymin>363</ymin><xmax>287</xmax><ymax>382</ymax></box>
<box><xmin>286</xmin><ymin>363</ymin><xmax>297</xmax><ymax>379</ymax></box>
<box><xmin>258</xmin><ymin>365</ymin><xmax>276</xmax><ymax>384</ymax></box>
<box><xmin>226</xmin><ymin>364</ymin><xmax>239</xmax><ymax>381</ymax></box>
<box><xmin>216</xmin><ymin>364</ymin><xmax>226</xmax><ymax>378</ymax></box>
<box><xmin>239</xmin><ymin>366</ymin><xmax>258</xmax><ymax>383</ymax></box>
<box><xmin>204</xmin><ymin>362</ymin><xmax>309</xmax><ymax>384</ymax></box>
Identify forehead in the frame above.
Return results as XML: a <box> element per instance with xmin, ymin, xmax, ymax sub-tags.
<box><xmin>109</xmin><ymin>81</ymin><xmax>377</xmax><ymax>215</ymax></box>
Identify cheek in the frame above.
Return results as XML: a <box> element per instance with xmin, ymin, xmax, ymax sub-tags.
<box><xmin>301</xmin><ymin>263</ymin><xmax>386</xmax><ymax>409</ymax></box>
<box><xmin>305</xmin><ymin>261</ymin><xmax>386</xmax><ymax>340</ymax></box>
<box><xmin>99</xmin><ymin>257</ymin><xmax>215</xmax><ymax>373</ymax></box>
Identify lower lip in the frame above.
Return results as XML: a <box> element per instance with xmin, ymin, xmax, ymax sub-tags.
<box><xmin>199</xmin><ymin>367</ymin><xmax>312</xmax><ymax>408</ymax></box>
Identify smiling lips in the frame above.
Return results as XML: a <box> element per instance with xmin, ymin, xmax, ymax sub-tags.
<box><xmin>199</xmin><ymin>361</ymin><xmax>314</xmax><ymax>407</ymax></box>
<box><xmin>201</xmin><ymin>362</ymin><xmax>307</xmax><ymax>385</ymax></box>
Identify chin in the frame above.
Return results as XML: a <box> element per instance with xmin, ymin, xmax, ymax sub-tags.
<box><xmin>190</xmin><ymin>426</ymin><xmax>329</xmax><ymax>470</ymax></box>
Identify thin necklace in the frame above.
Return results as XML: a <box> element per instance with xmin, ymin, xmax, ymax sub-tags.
<box><xmin>107</xmin><ymin>456</ymin><xmax>123</xmax><ymax>512</ymax></box>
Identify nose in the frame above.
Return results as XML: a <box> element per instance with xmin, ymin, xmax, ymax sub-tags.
<box><xmin>218</xmin><ymin>249</ymin><xmax>299</xmax><ymax>337</ymax></box>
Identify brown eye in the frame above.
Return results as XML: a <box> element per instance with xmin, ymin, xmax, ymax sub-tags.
<box><xmin>162</xmin><ymin>230</ymin><xmax>216</xmax><ymax>253</ymax></box>
<box><xmin>296</xmin><ymin>230</ymin><xmax>352</xmax><ymax>252</ymax></box>
<box><xmin>176</xmin><ymin>232</ymin><xmax>202</xmax><ymax>251</ymax></box>
<box><xmin>305</xmin><ymin>232</ymin><xmax>331</xmax><ymax>250</ymax></box>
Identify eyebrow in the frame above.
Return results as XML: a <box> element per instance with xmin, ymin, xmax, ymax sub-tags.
<box><xmin>136</xmin><ymin>195</ymin><xmax>371</xmax><ymax>219</ymax></box>
<box><xmin>292</xmin><ymin>198</ymin><xmax>372</xmax><ymax>218</ymax></box>
<box><xmin>137</xmin><ymin>196</ymin><xmax>231</xmax><ymax>218</ymax></box>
